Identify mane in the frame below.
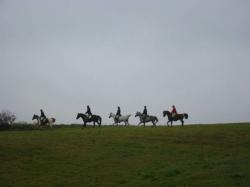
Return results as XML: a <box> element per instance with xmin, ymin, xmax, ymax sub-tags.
<box><xmin>76</xmin><ymin>113</ymin><xmax>86</xmax><ymax>119</ymax></box>
<box><xmin>78</xmin><ymin>113</ymin><xmax>84</xmax><ymax>116</ymax></box>
<box><xmin>163</xmin><ymin>110</ymin><xmax>171</xmax><ymax>117</ymax></box>
<box><xmin>135</xmin><ymin>111</ymin><xmax>142</xmax><ymax>117</ymax></box>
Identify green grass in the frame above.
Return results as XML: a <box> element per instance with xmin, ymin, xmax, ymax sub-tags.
<box><xmin>0</xmin><ymin>124</ymin><xmax>250</xmax><ymax>187</ymax></box>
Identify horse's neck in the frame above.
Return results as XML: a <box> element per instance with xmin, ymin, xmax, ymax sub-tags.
<box><xmin>81</xmin><ymin>114</ymin><xmax>87</xmax><ymax>119</ymax></box>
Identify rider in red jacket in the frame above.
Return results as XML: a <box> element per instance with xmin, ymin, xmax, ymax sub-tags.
<box><xmin>171</xmin><ymin>105</ymin><xmax>177</xmax><ymax>117</ymax></box>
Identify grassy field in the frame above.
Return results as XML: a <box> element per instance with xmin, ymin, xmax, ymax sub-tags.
<box><xmin>0</xmin><ymin>123</ymin><xmax>250</xmax><ymax>187</ymax></box>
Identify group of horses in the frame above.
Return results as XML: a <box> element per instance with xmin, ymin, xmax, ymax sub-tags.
<box><xmin>32</xmin><ymin>111</ymin><xmax>188</xmax><ymax>128</ymax></box>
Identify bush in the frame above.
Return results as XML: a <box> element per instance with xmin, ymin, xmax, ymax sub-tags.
<box><xmin>0</xmin><ymin>110</ymin><xmax>16</xmax><ymax>126</ymax></box>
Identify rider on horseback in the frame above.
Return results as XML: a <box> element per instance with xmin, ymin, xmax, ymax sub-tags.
<box><xmin>171</xmin><ymin>105</ymin><xmax>178</xmax><ymax>117</ymax></box>
<box><xmin>115</xmin><ymin>106</ymin><xmax>121</xmax><ymax>123</ymax></box>
<box><xmin>40</xmin><ymin>109</ymin><xmax>47</xmax><ymax>125</ymax></box>
<box><xmin>142</xmin><ymin>106</ymin><xmax>148</xmax><ymax>122</ymax></box>
<box><xmin>85</xmin><ymin>105</ymin><xmax>92</xmax><ymax>119</ymax></box>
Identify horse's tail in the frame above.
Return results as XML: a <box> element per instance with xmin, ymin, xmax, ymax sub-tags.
<box><xmin>184</xmin><ymin>113</ymin><xmax>188</xmax><ymax>119</ymax></box>
<box><xmin>52</xmin><ymin>118</ymin><xmax>56</xmax><ymax>123</ymax></box>
<box><xmin>98</xmin><ymin>117</ymin><xmax>102</xmax><ymax>125</ymax></box>
<box><xmin>155</xmin><ymin>117</ymin><xmax>159</xmax><ymax>123</ymax></box>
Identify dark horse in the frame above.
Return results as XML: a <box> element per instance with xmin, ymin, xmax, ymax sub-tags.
<box><xmin>163</xmin><ymin>111</ymin><xmax>188</xmax><ymax>127</ymax></box>
<box><xmin>76</xmin><ymin>113</ymin><xmax>102</xmax><ymax>128</ymax></box>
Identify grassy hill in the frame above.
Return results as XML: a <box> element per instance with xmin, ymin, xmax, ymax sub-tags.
<box><xmin>0</xmin><ymin>123</ymin><xmax>250</xmax><ymax>187</ymax></box>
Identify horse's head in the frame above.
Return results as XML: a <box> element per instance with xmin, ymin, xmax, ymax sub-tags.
<box><xmin>135</xmin><ymin>112</ymin><xmax>141</xmax><ymax>117</ymax></box>
<box><xmin>163</xmin><ymin>111</ymin><xmax>166</xmax><ymax>117</ymax></box>
<box><xmin>163</xmin><ymin>111</ymin><xmax>171</xmax><ymax>117</ymax></box>
<box><xmin>109</xmin><ymin>113</ymin><xmax>112</xmax><ymax>118</ymax></box>
<box><xmin>76</xmin><ymin>113</ymin><xmax>81</xmax><ymax>120</ymax></box>
<box><xmin>32</xmin><ymin>114</ymin><xmax>38</xmax><ymax>120</ymax></box>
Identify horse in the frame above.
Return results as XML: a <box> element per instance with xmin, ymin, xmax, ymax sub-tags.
<box><xmin>135</xmin><ymin>112</ymin><xmax>158</xmax><ymax>127</ymax></box>
<box><xmin>163</xmin><ymin>111</ymin><xmax>188</xmax><ymax>127</ymax></box>
<box><xmin>32</xmin><ymin>114</ymin><xmax>56</xmax><ymax>128</ymax></box>
<box><xmin>109</xmin><ymin>113</ymin><xmax>131</xmax><ymax>126</ymax></box>
<box><xmin>76</xmin><ymin>113</ymin><xmax>102</xmax><ymax>128</ymax></box>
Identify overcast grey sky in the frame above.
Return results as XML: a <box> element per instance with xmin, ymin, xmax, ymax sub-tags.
<box><xmin>1</xmin><ymin>0</ymin><xmax>250</xmax><ymax>125</ymax></box>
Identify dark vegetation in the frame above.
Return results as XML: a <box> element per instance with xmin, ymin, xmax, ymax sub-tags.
<box><xmin>0</xmin><ymin>110</ymin><xmax>16</xmax><ymax>125</ymax></box>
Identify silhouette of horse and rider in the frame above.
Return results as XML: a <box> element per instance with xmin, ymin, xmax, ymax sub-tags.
<box><xmin>109</xmin><ymin>106</ymin><xmax>131</xmax><ymax>126</ymax></box>
<box><xmin>32</xmin><ymin>109</ymin><xmax>56</xmax><ymax>127</ymax></box>
<box><xmin>76</xmin><ymin>105</ymin><xmax>102</xmax><ymax>128</ymax></box>
<box><xmin>135</xmin><ymin>106</ymin><xmax>158</xmax><ymax>126</ymax></box>
<box><xmin>163</xmin><ymin>105</ymin><xmax>188</xmax><ymax>127</ymax></box>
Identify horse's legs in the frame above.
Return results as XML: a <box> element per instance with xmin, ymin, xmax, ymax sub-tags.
<box><xmin>167</xmin><ymin>121</ymin><xmax>170</xmax><ymax>127</ymax></box>
<box><xmin>155</xmin><ymin>119</ymin><xmax>158</xmax><ymax>127</ymax></box>
<box><xmin>171</xmin><ymin>121</ymin><xmax>173</xmax><ymax>127</ymax></box>
<box><xmin>181</xmin><ymin>119</ymin><xmax>184</xmax><ymax>127</ymax></box>
<box><xmin>126</xmin><ymin>120</ymin><xmax>129</xmax><ymax>126</ymax></box>
<box><xmin>111</xmin><ymin>119</ymin><xmax>115</xmax><ymax>126</ymax></box>
<box><xmin>113</xmin><ymin>119</ymin><xmax>117</xmax><ymax>126</ymax></box>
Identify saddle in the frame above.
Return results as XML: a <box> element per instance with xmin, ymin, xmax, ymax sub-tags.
<box><xmin>86</xmin><ymin>114</ymin><xmax>92</xmax><ymax>119</ymax></box>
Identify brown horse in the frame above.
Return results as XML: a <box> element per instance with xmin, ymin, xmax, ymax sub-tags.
<box><xmin>163</xmin><ymin>111</ymin><xmax>188</xmax><ymax>127</ymax></box>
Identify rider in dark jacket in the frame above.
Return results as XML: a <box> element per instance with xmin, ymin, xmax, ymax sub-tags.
<box><xmin>40</xmin><ymin>109</ymin><xmax>46</xmax><ymax>124</ymax></box>
<box><xmin>115</xmin><ymin>106</ymin><xmax>121</xmax><ymax>123</ymax></box>
<box><xmin>142</xmin><ymin>106</ymin><xmax>147</xmax><ymax>122</ymax></box>
<box><xmin>85</xmin><ymin>105</ymin><xmax>92</xmax><ymax>119</ymax></box>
